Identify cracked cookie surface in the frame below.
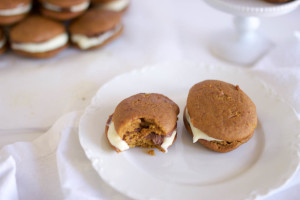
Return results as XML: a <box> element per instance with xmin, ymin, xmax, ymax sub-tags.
<box><xmin>185</xmin><ymin>80</ymin><xmax>257</xmax><ymax>153</ymax></box>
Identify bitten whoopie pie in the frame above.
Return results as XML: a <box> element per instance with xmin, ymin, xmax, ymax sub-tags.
<box><xmin>39</xmin><ymin>0</ymin><xmax>90</xmax><ymax>20</ymax></box>
<box><xmin>0</xmin><ymin>0</ymin><xmax>32</xmax><ymax>25</ymax></box>
<box><xmin>183</xmin><ymin>80</ymin><xmax>257</xmax><ymax>153</ymax></box>
<box><xmin>10</xmin><ymin>15</ymin><xmax>68</xmax><ymax>58</ymax></box>
<box><xmin>0</xmin><ymin>28</ymin><xmax>7</xmax><ymax>55</ymax></box>
<box><xmin>69</xmin><ymin>8</ymin><xmax>123</xmax><ymax>50</ymax></box>
<box><xmin>106</xmin><ymin>93</ymin><xmax>180</xmax><ymax>153</ymax></box>
<box><xmin>91</xmin><ymin>0</ymin><xmax>129</xmax><ymax>12</ymax></box>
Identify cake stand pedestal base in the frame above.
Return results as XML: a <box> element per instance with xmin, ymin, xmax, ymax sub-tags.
<box><xmin>204</xmin><ymin>0</ymin><xmax>300</xmax><ymax>66</ymax></box>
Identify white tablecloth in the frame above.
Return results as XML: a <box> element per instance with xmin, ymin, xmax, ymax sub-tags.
<box><xmin>0</xmin><ymin>0</ymin><xmax>299</xmax><ymax>199</ymax></box>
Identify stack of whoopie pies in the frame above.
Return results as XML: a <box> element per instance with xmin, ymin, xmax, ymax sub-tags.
<box><xmin>0</xmin><ymin>0</ymin><xmax>130</xmax><ymax>58</ymax></box>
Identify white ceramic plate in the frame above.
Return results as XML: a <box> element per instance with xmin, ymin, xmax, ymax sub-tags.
<box><xmin>79</xmin><ymin>62</ymin><xmax>300</xmax><ymax>200</ymax></box>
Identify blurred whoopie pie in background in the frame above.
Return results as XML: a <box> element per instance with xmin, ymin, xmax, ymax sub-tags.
<box><xmin>0</xmin><ymin>0</ymin><xmax>32</xmax><ymax>25</ymax></box>
<box><xmin>39</xmin><ymin>0</ymin><xmax>90</xmax><ymax>20</ymax></box>
<box><xmin>69</xmin><ymin>8</ymin><xmax>123</xmax><ymax>50</ymax></box>
<box><xmin>91</xmin><ymin>0</ymin><xmax>129</xmax><ymax>13</ymax></box>
<box><xmin>10</xmin><ymin>15</ymin><xmax>69</xmax><ymax>58</ymax></box>
<box><xmin>0</xmin><ymin>28</ymin><xmax>7</xmax><ymax>55</ymax></box>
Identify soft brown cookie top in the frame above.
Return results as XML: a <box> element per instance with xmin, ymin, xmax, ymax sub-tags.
<box><xmin>113</xmin><ymin>93</ymin><xmax>179</xmax><ymax>136</ymax></box>
<box><xmin>10</xmin><ymin>15</ymin><xmax>66</xmax><ymax>43</ymax></box>
<box><xmin>69</xmin><ymin>8</ymin><xmax>122</xmax><ymax>36</ymax></box>
<box><xmin>187</xmin><ymin>80</ymin><xmax>257</xmax><ymax>141</ymax></box>
<box><xmin>0</xmin><ymin>0</ymin><xmax>31</xmax><ymax>9</ymax></box>
<box><xmin>39</xmin><ymin>0</ymin><xmax>88</xmax><ymax>7</ymax></box>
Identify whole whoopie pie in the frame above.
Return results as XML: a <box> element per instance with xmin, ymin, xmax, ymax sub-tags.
<box><xmin>10</xmin><ymin>15</ymin><xmax>68</xmax><ymax>58</ymax></box>
<box><xmin>106</xmin><ymin>93</ymin><xmax>180</xmax><ymax>153</ymax></box>
<box><xmin>91</xmin><ymin>0</ymin><xmax>130</xmax><ymax>12</ymax></box>
<box><xmin>69</xmin><ymin>8</ymin><xmax>123</xmax><ymax>50</ymax></box>
<box><xmin>183</xmin><ymin>80</ymin><xmax>257</xmax><ymax>153</ymax></box>
<box><xmin>0</xmin><ymin>0</ymin><xmax>32</xmax><ymax>25</ymax></box>
<box><xmin>0</xmin><ymin>28</ymin><xmax>7</xmax><ymax>55</ymax></box>
<box><xmin>39</xmin><ymin>0</ymin><xmax>90</xmax><ymax>20</ymax></box>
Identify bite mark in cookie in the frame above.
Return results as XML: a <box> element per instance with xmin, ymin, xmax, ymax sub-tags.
<box><xmin>105</xmin><ymin>93</ymin><xmax>179</xmax><ymax>153</ymax></box>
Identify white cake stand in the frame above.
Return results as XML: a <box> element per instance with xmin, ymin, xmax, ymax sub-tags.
<box><xmin>204</xmin><ymin>0</ymin><xmax>300</xmax><ymax>66</ymax></box>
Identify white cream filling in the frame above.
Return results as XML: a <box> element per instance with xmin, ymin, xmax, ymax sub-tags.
<box><xmin>107</xmin><ymin>122</ymin><xmax>130</xmax><ymax>152</ymax></box>
<box><xmin>43</xmin><ymin>1</ymin><xmax>90</xmax><ymax>12</ymax></box>
<box><xmin>161</xmin><ymin>130</ymin><xmax>176</xmax><ymax>153</ymax></box>
<box><xmin>185</xmin><ymin>109</ymin><xmax>223</xmax><ymax>143</ymax></box>
<box><xmin>107</xmin><ymin>121</ymin><xmax>176</xmax><ymax>153</ymax></box>
<box><xmin>12</xmin><ymin>33</ymin><xmax>68</xmax><ymax>53</ymax></box>
<box><xmin>0</xmin><ymin>4</ymin><xmax>31</xmax><ymax>16</ymax></box>
<box><xmin>71</xmin><ymin>24</ymin><xmax>122</xmax><ymax>49</ymax></box>
<box><xmin>100</xmin><ymin>0</ymin><xmax>129</xmax><ymax>11</ymax></box>
<box><xmin>0</xmin><ymin>38</ymin><xmax>6</xmax><ymax>48</ymax></box>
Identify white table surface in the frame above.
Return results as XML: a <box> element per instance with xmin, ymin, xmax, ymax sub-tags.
<box><xmin>0</xmin><ymin>0</ymin><xmax>299</xmax><ymax>199</ymax></box>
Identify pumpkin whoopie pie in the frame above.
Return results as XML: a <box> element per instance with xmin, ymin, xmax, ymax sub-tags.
<box><xmin>39</xmin><ymin>0</ymin><xmax>90</xmax><ymax>20</ymax></box>
<box><xmin>10</xmin><ymin>15</ymin><xmax>68</xmax><ymax>58</ymax></box>
<box><xmin>91</xmin><ymin>0</ymin><xmax>129</xmax><ymax>12</ymax></box>
<box><xmin>106</xmin><ymin>93</ymin><xmax>180</xmax><ymax>153</ymax></box>
<box><xmin>69</xmin><ymin>8</ymin><xmax>123</xmax><ymax>50</ymax></box>
<box><xmin>183</xmin><ymin>80</ymin><xmax>257</xmax><ymax>153</ymax></box>
<box><xmin>0</xmin><ymin>0</ymin><xmax>32</xmax><ymax>25</ymax></box>
<box><xmin>0</xmin><ymin>28</ymin><xmax>7</xmax><ymax>55</ymax></box>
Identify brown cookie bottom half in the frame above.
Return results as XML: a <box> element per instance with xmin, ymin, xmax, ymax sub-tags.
<box><xmin>183</xmin><ymin>107</ymin><xmax>254</xmax><ymax>153</ymax></box>
<box><xmin>92</xmin><ymin>4</ymin><xmax>129</xmax><ymax>14</ymax></box>
<box><xmin>71</xmin><ymin>25</ymin><xmax>124</xmax><ymax>50</ymax></box>
<box><xmin>105</xmin><ymin>115</ymin><xmax>177</xmax><ymax>153</ymax></box>
<box><xmin>41</xmin><ymin>8</ymin><xmax>85</xmax><ymax>21</ymax></box>
<box><xmin>92</xmin><ymin>0</ymin><xmax>119</xmax><ymax>3</ymax></box>
<box><xmin>0</xmin><ymin>14</ymin><xmax>28</xmax><ymax>26</ymax></box>
<box><xmin>0</xmin><ymin>45</ymin><xmax>6</xmax><ymax>55</ymax></box>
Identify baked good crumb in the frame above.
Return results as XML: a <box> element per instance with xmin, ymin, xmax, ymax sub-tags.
<box><xmin>147</xmin><ymin>149</ymin><xmax>155</xmax><ymax>156</ymax></box>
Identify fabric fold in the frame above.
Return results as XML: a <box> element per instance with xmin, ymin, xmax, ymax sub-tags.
<box><xmin>0</xmin><ymin>155</ymin><xmax>19</xmax><ymax>200</ymax></box>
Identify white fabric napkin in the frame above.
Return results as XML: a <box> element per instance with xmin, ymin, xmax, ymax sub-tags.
<box><xmin>0</xmin><ymin>111</ymin><xmax>130</xmax><ymax>200</ymax></box>
<box><xmin>0</xmin><ymin>155</ymin><xmax>18</xmax><ymax>200</ymax></box>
